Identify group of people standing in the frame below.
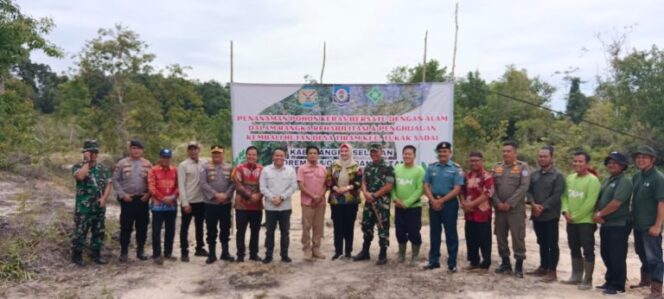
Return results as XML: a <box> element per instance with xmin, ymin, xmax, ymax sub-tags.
<box><xmin>70</xmin><ymin>139</ymin><xmax>663</xmax><ymax>299</ymax></box>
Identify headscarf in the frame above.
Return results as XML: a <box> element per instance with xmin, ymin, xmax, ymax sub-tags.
<box><xmin>335</xmin><ymin>143</ymin><xmax>357</xmax><ymax>187</ymax></box>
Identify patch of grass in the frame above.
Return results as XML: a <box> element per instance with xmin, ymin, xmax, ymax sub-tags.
<box><xmin>0</xmin><ymin>239</ymin><xmax>33</xmax><ymax>282</ymax></box>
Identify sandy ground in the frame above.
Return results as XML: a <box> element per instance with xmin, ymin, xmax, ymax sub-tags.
<box><xmin>0</xmin><ymin>174</ymin><xmax>653</xmax><ymax>299</ymax></box>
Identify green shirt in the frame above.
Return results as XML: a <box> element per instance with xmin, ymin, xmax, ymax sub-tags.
<box><xmin>392</xmin><ymin>163</ymin><xmax>425</xmax><ymax>208</ymax></box>
<box><xmin>631</xmin><ymin>167</ymin><xmax>664</xmax><ymax>231</ymax></box>
<box><xmin>561</xmin><ymin>173</ymin><xmax>601</xmax><ymax>224</ymax></box>
<box><xmin>597</xmin><ymin>174</ymin><xmax>632</xmax><ymax>227</ymax></box>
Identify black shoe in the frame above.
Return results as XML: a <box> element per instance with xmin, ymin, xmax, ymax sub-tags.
<box><xmin>332</xmin><ymin>253</ymin><xmax>342</xmax><ymax>260</ymax></box>
<box><xmin>376</xmin><ymin>247</ymin><xmax>387</xmax><ymax>265</ymax></box>
<box><xmin>71</xmin><ymin>252</ymin><xmax>84</xmax><ymax>266</ymax></box>
<box><xmin>344</xmin><ymin>252</ymin><xmax>352</xmax><ymax>259</ymax></box>
<box><xmin>448</xmin><ymin>266</ymin><xmax>458</xmax><ymax>274</ymax></box>
<box><xmin>281</xmin><ymin>256</ymin><xmax>292</xmax><ymax>263</ymax></box>
<box><xmin>352</xmin><ymin>250</ymin><xmax>370</xmax><ymax>261</ymax></box>
<box><xmin>602</xmin><ymin>287</ymin><xmax>624</xmax><ymax>295</ymax></box>
<box><xmin>195</xmin><ymin>248</ymin><xmax>208</xmax><ymax>257</ymax></box>
<box><xmin>181</xmin><ymin>255</ymin><xmax>190</xmax><ymax>262</ymax></box>
<box><xmin>596</xmin><ymin>283</ymin><xmax>610</xmax><ymax>290</ymax></box>
<box><xmin>93</xmin><ymin>252</ymin><xmax>108</xmax><ymax>265</ymax></box>
<box><xmin>206</xmin><ymin>256</ymin><xmax>217</xmax><ymax>264</ymax></box>
<box><xmin>119</xmin><ymin>254</ymin><xmax>129</xmax><ymax>263</ymax></box>
<box><xmin>153</xmin><ymin>256</ymin><xmax>164</xmax><ymax>265</ymax></box>
<box><xmin>423</xmin><ymin>263</ymin><xmax>440</xmax><ymax>270</ymax></box>
<box><xmin>495</xmin><ymin>258</ymin><xmax>512</xmax><ymax>274</ymax></box>
<box><xmin>376</xmin><ymin>258</ymin><xmax>387</xmax><ymax>265</ymax></box>
<box><xmin>236</xmin><ymin>256</ymin><xmax>245</xmax><ymax>263</ymax></box>
<box><xmin>136</xmin><ymin>252</ymin><xmax>149</xmax><ymax>261</ymax></box>
<box><xmin>249</xmin><ymin>255</ymin><xmax>262</xmax><ymax>262</ymax></box>
<box><xmin>514</xmin><ymin>259</ymin><xmax>524</xmax><ymax>278</ymax></box>
<box><xmin>263</xmin><ymin>256</ymin><xmax>273</xmax><ymax>264</ymax></box>
<box><xmin>220</xmin><ymin>253</ymin><xmax>236</xmax><ymax>262</ymax></box>
<box><xmin>164</xmin><ymin>254</ymin><xmax>177</xmax><ymax>261</ymax></box>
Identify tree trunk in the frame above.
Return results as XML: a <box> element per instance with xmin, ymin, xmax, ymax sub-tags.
<box><xmin>0</xmin><ymin>75</ymin><xmax>5</xmax><ymax>95</ymax></box>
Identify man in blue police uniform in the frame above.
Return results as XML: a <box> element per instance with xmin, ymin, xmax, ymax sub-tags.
<box><xmin>423</xmin><ymin>141</ymin><xmax>464</xmax><ymax>272</ymax></box>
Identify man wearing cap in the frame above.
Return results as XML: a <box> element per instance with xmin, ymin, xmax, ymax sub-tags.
<box><xmin>297</xmin><ymin>145</ymin><xmax>328</xmax><ymax>260</ymax></box>
<box><xmin>233</xmin><ymin>146</ymin><xmax>264</xmax><ymax>262</ymax></box>
<box><xmin>492</xmin><ymin>140</ymin><xmax>529</xmax><ymax>278</ymax></box>
<box><xmin>593</xmin><ymin>151</ymin><xmax>632</xmax><ymax>295</ymax></box>
<box><xmin>200</xmin><ymin>145</ymin><xmax>236</xmax><ymax>264</ymax></box>
<box><xmin>423</xmin><ymin>141</ymin><xmax>464</xmax><ymax>272</ymax></box>
<box><xmin>630</xmin><ymin>146</ymin><xmax>664</xmax><ymax>299</ymax></box>
<box><xmin>525</xmin><ymin>146</ymin><xmax>564</xmax><ymax>282</ymax></box>
<box><xmin>148</xmin><ymin>148</ymin><xmax>179</xmax><ymax>264</ymax></box>
<box><xmin>461</xmin><ymin>151</ymin><xmax>494</xmax><ymax>272</ymax></box>
<box><xmin>178</xmin><ymin>141</ymin><xmax>207</xmax><ymax>262</ymax></box>
<box><xmin>113</xmin><ymin>139</ymin><xmax>152</xmax><ymax>263</ymax></box>
<box><xmin>260</xmin><ymin>148</ymin><xmax>298</xmax><ymax>264</ymax></box>
<box><xmin>71</xmin><ymin>139</ymin><xmax>113</xmax><ymax>266</ymax></box>
<box><xmin>354</xmin><ymin>143</ymin><xmax>394</xmax><ymax>265</ymax></box>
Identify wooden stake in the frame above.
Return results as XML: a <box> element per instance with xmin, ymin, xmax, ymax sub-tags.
<box><xmin>230</xmin><ymin>40</ymin><xmax>234</xmax><ymax>83</ymax></box>
<box><xmin>451</xmin><ymin>2</ymin><xmax>459</xmax><ymax>79</ymax></box>
<box><xmin>320</xmin><ymin>41</ymin><xmax>326</xmax><ymax>84</ymax></box>
<box><xmin>422</xmin><ymin>30</ymin><xmax>428</xmax><ymax>83</ymax></box>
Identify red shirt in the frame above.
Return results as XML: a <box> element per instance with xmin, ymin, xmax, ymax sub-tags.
<box><xmin>148</xmin><ymin>165</ymin><xmax>179</xmax><ymax>209</ymax></box>
<box><xmin>233</xmin><ymin>162</ymin><xmax>264</xmax><ymax>211</ymax></box>
<box><xmin>462</xmin><ymin>168</ymin><xmax>495</xmax><ymax>222</ymax></box>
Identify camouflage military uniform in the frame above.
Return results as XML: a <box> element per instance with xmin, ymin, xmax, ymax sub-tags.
<box><xmin>361</xmin><ymin>159</ymin><xmax>395</xmax><ymax>248</ymax></box>
<box><xmin>72</xmin><ymin>161</ymin><xmax>111</xmax><ymax>253</ymax></box>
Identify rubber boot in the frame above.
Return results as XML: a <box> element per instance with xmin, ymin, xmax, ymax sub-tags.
<box><xmin>92</xmin><ymin>250</ymin><xmax>108</xmax><ymax>265</ymax></box>
<box><xmin>376</xmin><ymin>247</ymin><xmax>387</xmax><ymax>265</ymax></box>
<box><xmin>220</xmin><ymin>242</ymin><xmax>235</xmax><ymax>262</ymax></box>
<box><xmin>71</xmin><ymin>250</ymin><xmax>84</xmax><ymax>266</ymax></box>
<box><xmin>648</xmin><ymin>281</ymin><xmax>663</xmax><ymax>299</ymax></box>
<box><xmin>514</xmin><ymin>258</ymin><xmax>524</xmax><ymax>278</ymax></box>
<box><xmin>206</xmin><ymin>247</ymin><xmax>217</xmax><ymax>264</ymax></box>
<box><xmin>410</xmin><ymin>244</ymin><xmax>421</xmax><ymax>266</ymax></box>
<box><xmin>631</xmin><ymin>270</ymin><xmax>651</xmax><ymax>289</ymax></box>
<box><xmin>397</xmin><ymin>244</ymin><xmax>407</xmax><ymax>263</ymax></box>
<box><xmin>352</xmin><ymin>240</ymin><xmax>371</xmax><ymax>261</ymax></box>
<box><xmin>540</xmin><ymin>269</ymin><xmax>557</xmax><ymax>283</ymax></box>
<box><xmin>578</xmin><ymin>261</ymin><xmax>594</xmax><ymax>290</ymax></box>
<box><xmin>562</xmin><ymin>258</ymin><xmax>583</xmax><ymax>285</ymax></box>
<box><xmin>136</xmin><ymin>244</ymin><xmax>149</xmax><ymax>261</ymax></box>
<box><xmin>495</xmin><ymin>257</ymin><xmax>512</xmax><ymax>274</ymax></box>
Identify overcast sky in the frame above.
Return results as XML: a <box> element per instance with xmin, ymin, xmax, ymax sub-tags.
<box><xmin>20</xmin><ymin>0</ymin><xmax>664</xmax><ymax>110</ymax></box>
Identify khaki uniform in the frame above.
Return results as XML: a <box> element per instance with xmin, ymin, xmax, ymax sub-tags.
<box><xmin>492</xmin><ymin>160</ymin><xmax>530</xmax><ymax>259</ymax></box>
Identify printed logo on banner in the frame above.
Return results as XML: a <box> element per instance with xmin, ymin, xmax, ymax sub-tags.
<box><xmin>333</xmin><ymin>85</ymin><xmax>350</xmax><ymax>107</ymax></box>
<box><xmin>298</xmin><ymin>88</ymin><xmax>318</xmax><ymax>108</ymax></box>
<box><xmin>366</xmin><ymin>86</ymin><xmax>384</xmax><ymax>104</ymax></box>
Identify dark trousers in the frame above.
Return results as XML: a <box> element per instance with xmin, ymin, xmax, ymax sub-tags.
<box><xmin>600</xmin><ymin>225</ymin><xmax>630</xmax><ymax>290</ymax></box>
<box><xmin>465</xmin><ymin>220</ymin><xmax>492</xmax><ymax>268</ymax></box>
<box><xmin>180</xmin><ymin>202</ymin><xmax>206</xmax><ymax>255</ymax></box>
<box><xmin>331</xmin><ymin>204</ymin><xmax>358</xmax><ymax>255</ymax></box>
<box><xmin>236</xmin><ymin>210</ymin><xmax>262</xmax><ymax>258</ymax></box>
<box><xmin>395</xmin><ymin>207</ymin><xmax>422</xmax><ymax>245</ymax></box>
<box><xmin>265</xmin><ymin>210</ymin><xmax>291</xmax><ymax>258</ymax></box>
<box><xmin>566</xmin><ymin>223</ymin><xmax>596</xmax><ymax>262</ymax></box>
<box><xmin>205</xmin><ymin>203</ymin><xmax>232</xmax><ymax>255</ymax></box>
<box><xmin>533</xmin><ymin>218</ymin><xmax>560</xmax><ymax>270</ymax></box>
<box><xmin>152</xmin><ymin>210</ymin><xmax>176</xmax><ymax>258</ymax></box>
<box><xmin>634</xmin><ymin>229</ymin><xmax>664</xmax><ymax>283</ymax></box>
<box><xmin>119</xmin><ymin>195</ymin><xmax>150</xmax><ymax>255</ymax></box>
<box><xmin>429</xmin><ymin>199</ymin><xmax>459</xmax><ymax>268</ymax></box>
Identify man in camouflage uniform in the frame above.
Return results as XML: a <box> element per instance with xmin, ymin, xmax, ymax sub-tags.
<box><xmin>492</xmin><ymin>140</ymin><xmax>530</xmax><ymax>278</ymax></box>
<box><xmin>353</xmin><ymin>143</ymin><xmax>394</xmax><ymax>265</ymax></box>
<box><xmin>71</xmin><ymin>140</ymin><xmax>113</xmax><ymax>266</ymax></box>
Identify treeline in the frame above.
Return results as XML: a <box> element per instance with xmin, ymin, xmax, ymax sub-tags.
<box><xmin>1</xmin><ymin>0</ymin><xmax>663</xmax><ymax>175</ymax></box>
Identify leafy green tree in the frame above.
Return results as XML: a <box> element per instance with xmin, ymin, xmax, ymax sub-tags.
<box><xmin>197</xmin><ymin>80</ymin><xmax>230</xmax><ymax>116</ymax></box>
<box><xmin>387</xmin><ymin>60</ymin><xmax>448</xmax><ymax>83</ymax></box>
<box><xmin>13</xmin><ymin>60</ymin><xmax>67</xmax><ymax>113</ymax></box>
<box><xmin>565</xmin><ymin>77</ymin><xmax>591</xmax><ymax>124</ymax></box>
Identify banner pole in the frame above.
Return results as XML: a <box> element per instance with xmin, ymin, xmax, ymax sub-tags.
<box><xmin>320</xmin><ymin>41</ymin><xmax>326</xmax><ymax>84</ymax></box>
<box><xmin>230</xmin><ymin>40</ymin><xmax>234</xmax><ymax>83</ymax></box>
<box><xmin>422</xmin><ymin>30</ymin><xmax>428</xmax><ymax>83</ymax></box>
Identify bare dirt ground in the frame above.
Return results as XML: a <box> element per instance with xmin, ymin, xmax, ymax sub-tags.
<box><xmin>0</xmin><ymin>172</ymin><xmax>651</xmax><ymax>299</ymax></box>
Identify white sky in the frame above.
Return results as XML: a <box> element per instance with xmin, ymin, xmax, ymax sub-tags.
<box><xmin>20</xmin><ymin>0</ymin><xmax>664</xmax><ymax>110</ymax></box>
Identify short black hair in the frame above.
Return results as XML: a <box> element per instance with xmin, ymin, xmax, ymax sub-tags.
<box><xmin>306</xmin><ymin>145</ymin><xmax>320</xmax><ymax>154</ymax></box>
<box><xmin>502</xmin><ymin>140</ymin><xmax>518</xmax><ymax>149</ymax></box>
<box><xmin>246</xmin><ymin>146</ymin><xmax>259</xmax><ymax>155</ymax></box>
<box><xmin>273</xmin><ymin>147</ymin><xmax>287</xmax><ymax>155</ymax></box>
<box><xmin>469</xmin><ymin>151</ymin><xmax>483</xmax><ymax>159</ymax></box>
<box><xmin>403</xmin><ymin>145</ymin><xmax>417</xmax><ymax>154</ymax></box>
<box><xmin>574</xmin><ymin>150</ymin><xmax>591</xmax><ymax>163</ymax></box>
<box><xmin>540</xmin><ymin>145</ymin><xmax>554</xmax><ymax>157</ymax></box>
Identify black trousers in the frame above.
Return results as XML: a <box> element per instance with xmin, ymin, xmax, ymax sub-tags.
<box><xmin>331</xmin><ymin>204</ymin><xmax>358</xmax><ymax>255</ymax></box>
<box><xmin>395</xmin><ymin>207</ymin><xmax>422</xmax><ymax>245</ymax></box>
<box><xmin>533</xmin><ymin>218</ymin><xmax>560</xmax><ymax>270</ymax></box>
<box><xmin>119</xmin><ymin>195</ymin><xmax>150</xmax><ymax>254</ymax></box>
<box><xmin>600</xmin><ymin>225</ymin><xmax>630</xmax><ymax>291</ymax></box>
<box><xmin>180</xmin><ymin>202</ymin><xmax>206</xmax><ymax>255</ymax></box>
<box><xmin>265</xmin><ymin>210</ymin><xmax>291</xmax><ymax>258</ymax></box>
<box><xmin>465</xmin><ymin>220</ymin><xmax>492</xmax><ymax>268</ymax></box>
<box><xmin>152</xmin><ymin>210</ymin><xmax>176</xmax><ymax>258</ymax></box>
<box><xmin>205</xmin><ymin>203</ymin><xmax>232</xmax><ymax>254</ymax></box>
<box><xmin>236</xmin><ymin>209</ymin><xmax>262</xmax><ymax>258</ymax></box>
<box><xmin>567</xmin><ymin>223</ymin><xmax>596</xmax><ymax>262</ymax></box>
